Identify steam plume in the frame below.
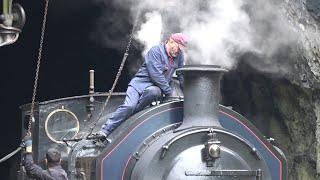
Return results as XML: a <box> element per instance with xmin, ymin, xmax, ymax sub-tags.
<box><xmin>94</xmin><ymin>0</ymin><xmax>299</xmax><ymax>73</ymax></box>
<box><xmin>135</xmin><ymin>12</ymin><xmax>163</xmax><ymax>56</ymax></box>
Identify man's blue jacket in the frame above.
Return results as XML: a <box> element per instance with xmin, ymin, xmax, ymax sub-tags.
<box><xmin>129</xmin><ymin>43</ymin><xmax>184</xmax><ymax>95</ymax></box>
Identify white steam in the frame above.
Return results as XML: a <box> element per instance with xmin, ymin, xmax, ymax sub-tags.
<box><xmin>132</xmin><ymin>0</ymin><xmax>256</xmax><ymax>68</ymax></box>
<box><xmin>135</xmin><ymin>12</ymin><xmax>163</xmax><ymax>56</ymax></box>
<box><xmin>183</xmin><ymin>0</ymin><xmax>255</xmax><ymax>67</ymax></box>
<box><xmin>95</xmin><ymin>0</ymin><xmax>299</xmax><ymax>74</ymax></box>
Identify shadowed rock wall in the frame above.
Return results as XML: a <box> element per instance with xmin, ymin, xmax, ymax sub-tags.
<box><xmin>222</xmin><ymin>1</ymin><xmax>320</xmax><ymax>178</ymax></box>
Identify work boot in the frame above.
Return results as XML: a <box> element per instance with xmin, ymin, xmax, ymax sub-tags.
<box><xmin>91</xmin><ymin>131</ymin><xmax>111</xmax><ymax>144</ymax></box>
<box><xmin>87</xmin><ymin>131</ymin><xmax>107</xmax><ymax>139</ymax></box>
<box><xmin>93</xmin><ymin>131</ymin><xmax>111</xmax><ymax>148</ymax></box>
<box><xmin>97</xmin><ymin>130</ymin><xmax>108</xmax><ymax>138</ymax></box>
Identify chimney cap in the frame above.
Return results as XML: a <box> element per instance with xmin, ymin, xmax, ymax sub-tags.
<box><xmin>177</xmin><ymin>65</ymin><xmax>228</xmax><ymax>73</ymax></box>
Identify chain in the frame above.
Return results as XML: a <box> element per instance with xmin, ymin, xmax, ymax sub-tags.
<box><xmin>87</xmin><ymin>11</ymin><xmax>141</xmax><ymax>136</ymax></box>
<box><xmin>27</xmin><ymin>0</ymin><xmax>49</xmax><ymax>133</ymax></box>
<box><xmin>0</xmin><ymin>0</ymin><xmax>49</xmax><ymax>164</ymax></box>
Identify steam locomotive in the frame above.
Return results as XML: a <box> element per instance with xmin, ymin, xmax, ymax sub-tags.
<box><xmin>17</xmin><ymin>65</ymin><xmax>287</xmax><ymax>180</ymax></box>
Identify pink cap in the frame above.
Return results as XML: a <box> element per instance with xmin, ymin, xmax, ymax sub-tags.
<box><xmin>170</xmin><ymin>33</ymin><xmax>188</xmax><ymax>47</ymax></box>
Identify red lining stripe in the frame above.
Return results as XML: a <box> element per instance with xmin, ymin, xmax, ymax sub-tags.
<box><xmin>219</xmin><ymin>110</ymin><xmax>282</xmax><ymax>180</ymax></box>
<box><xmin>122</xmin><ymin>156</ymin><xmax>133</xmax><ymax>179</ymax></box>
<box><xmin>100</xmin><ymin>107</ymin><xmax>182</xmax><ymax>180</ymax></box>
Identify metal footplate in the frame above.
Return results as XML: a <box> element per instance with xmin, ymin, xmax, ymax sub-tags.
<box><xmin>185</xmin><ymin>169</ymin><xmax>262</xmax><ymax>180</ymax></box>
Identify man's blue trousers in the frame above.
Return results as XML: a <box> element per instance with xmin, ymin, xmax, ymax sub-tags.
<box><xmin>101</xmin><ymin>85</ymin><xmax>161</xmax><ymax>135</ymax></box>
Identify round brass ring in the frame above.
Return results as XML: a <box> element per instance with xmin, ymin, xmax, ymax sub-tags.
<box><xmin>45</xmin><ymin>108</ymin><xmax>79</xmax><ymax>144</ymax></box>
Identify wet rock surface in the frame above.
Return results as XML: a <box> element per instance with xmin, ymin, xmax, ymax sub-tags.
<box><xmin>222</xmin><ymin>65</ymin><xmax>318</xmax><ymax>179</ymax></box>
<box><xmin>222</xmin><ymin>1</ymin><xmax>320</xmax><ymax>179</ymax></box>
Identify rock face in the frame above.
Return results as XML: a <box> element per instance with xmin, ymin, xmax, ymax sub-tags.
<box><xmin>285</xmin><ymin>0</ymin><xmax>320</xmax><ymax>89</ymax></box>
<box><xmin>222</xmin><ymin>67</ymin><xmax>317</xmax><ymax>179</ymax></box>
<box><xmin>222</xmin><ymin>0</ymin><xmax>320</xmax><ymax>179</ymax></box>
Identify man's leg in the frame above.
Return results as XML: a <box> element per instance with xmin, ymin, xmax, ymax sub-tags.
<box><xmin>134</xmin><ymin>86</ymin><xmax>162</xmax><ymax>113</ymax></box>
<box><xmin>101</xmin><ymin>86</ymin><xmax>140</xmax><ymax>136</ymax></box>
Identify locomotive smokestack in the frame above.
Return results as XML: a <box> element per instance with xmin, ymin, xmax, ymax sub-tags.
<box><xmin>176</xmin><ymin>65</ymin><xmax>228</xmax><ymax>131</ymax></box>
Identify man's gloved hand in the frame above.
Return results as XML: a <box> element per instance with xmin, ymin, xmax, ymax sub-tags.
<box><xmin>22</xmin><ymin>132</ymin><xmax>32</xmax><ymax>153</ymax></box>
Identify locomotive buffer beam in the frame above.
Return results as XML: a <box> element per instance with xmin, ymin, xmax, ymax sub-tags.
<box><xmin>185</xmin><ymin>169</ymin><xmax>262</xmax><ymax>180</ymax></box>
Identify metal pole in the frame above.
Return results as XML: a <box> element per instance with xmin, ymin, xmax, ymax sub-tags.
<box><xmin>87</xmin><ymin>70</ymin><xmax>95</xmax><ymax>119</ymax></box>
<box><xmin>2</xmin><ymin>0</ymin><xmax>13</xmax><ymax>26</ymax></box>
<box><xmin>89</xmin><ymin>70</ymin><xmax>95</xmax><ymax>94</ymax></box>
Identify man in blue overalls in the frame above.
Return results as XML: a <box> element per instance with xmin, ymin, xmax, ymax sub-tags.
<box><xmin>99</xmin><ymin>33</ymin><xmax>187</xmax><ymax>138</ymax></box>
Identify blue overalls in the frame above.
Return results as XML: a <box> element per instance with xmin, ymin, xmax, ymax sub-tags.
<box><xmin>101</xmin><ymin>43</ymin><xmax>184</xmax><ymax>135</ymax></box>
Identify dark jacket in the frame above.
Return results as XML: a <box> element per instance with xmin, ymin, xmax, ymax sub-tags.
<box><xmin>24</xmin><ymin>153</ymin><xmax>68</xmax><ymax>180</ymax></box>
<box><xmin>129</xmin><ymin>43</ymin><xmax>184</xmax><ymax>95</ymax></box>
